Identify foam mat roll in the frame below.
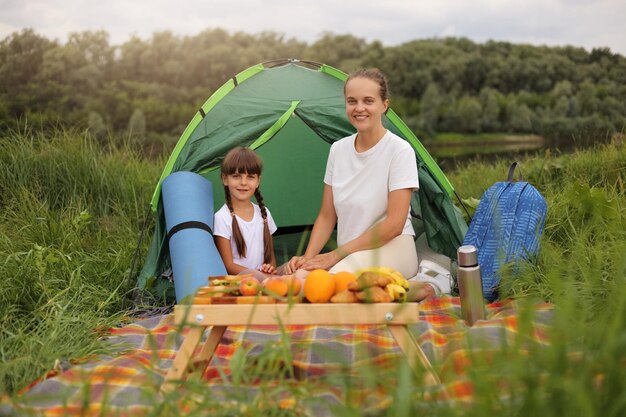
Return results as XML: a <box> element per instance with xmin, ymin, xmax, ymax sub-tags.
<box><xmin>162</xmin><ymin>171</ymin><xmax>226</xmax><ymax>302</ymax></box>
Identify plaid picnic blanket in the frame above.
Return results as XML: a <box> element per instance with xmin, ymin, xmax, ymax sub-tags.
<box><xmin>1</xmin><ymin>297</ymin><xmax>554</xmax><ymax>416</ymax></box>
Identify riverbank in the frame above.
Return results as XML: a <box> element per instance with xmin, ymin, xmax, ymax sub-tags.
<box><xmin>426</xmin><ymin>132</ymin><xmax>545</xmax><ymax>147</ymax></box>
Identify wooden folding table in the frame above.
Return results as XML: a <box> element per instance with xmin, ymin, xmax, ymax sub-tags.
<box><xmin>161</xmin><ymin>302</ymin><xmax>444</xmax><ymax>395</ymax></box>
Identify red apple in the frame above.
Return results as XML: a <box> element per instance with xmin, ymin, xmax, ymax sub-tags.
<box><xmin>239</xmin><ymin>276</ymin><xmax>261</xmax><ymax>296</ymax></box>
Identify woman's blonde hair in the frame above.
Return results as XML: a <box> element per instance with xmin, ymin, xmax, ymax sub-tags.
<box><xmin>344</xmin><ymin>68</ymin><xmax>390</xmax><ymax>101</ymax></box>
<box><xmin>220</xmin><ymin>147</ymin><xmax>274</xmax><ymax>264</ymax></box>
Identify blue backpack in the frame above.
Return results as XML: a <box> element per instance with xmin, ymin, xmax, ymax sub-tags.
<box><xmin>462</xmin><ymin>162</ymin><xmax>547</xmax><ymax>301</ymax></box>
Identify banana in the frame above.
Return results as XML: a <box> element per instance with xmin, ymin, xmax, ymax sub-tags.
<box><xmin>355</xmin><ymin>266</ymin><xmax>409</xmax><ymax>290</ymax></box>
<box><xmin>389</xmin><ymin>272</ymin><xmax>409</xmax><ymax>290</ymax></box>
<box><xmin>385</xmin><ymin>283</ymin><xmax>408</xmax><ymax>302</ymax></box>
<box><xmin>385</xmin><ymin>284</ymin><xmax>395</xmax><ymax>301</ymax></box>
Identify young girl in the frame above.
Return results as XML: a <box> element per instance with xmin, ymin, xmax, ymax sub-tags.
<box><xmin>213</xmin><ymin>147</ymin><xmax>278</xmax><ymax>275</ymax></box>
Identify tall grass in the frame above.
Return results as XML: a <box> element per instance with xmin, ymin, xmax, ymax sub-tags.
<box><xmin>0</xmin><ymin>127</ymin><xmax>161</xmax><ymax>394</ymax></box>
<box><xmin>445</xmin><ymin>143</ymin><xmax>626</xmax><ymax>416</ymax></box>
<box><xmin>1</xmin><ymin>128</ymin><xmax>624</xmax><ymax>416</ymax></box>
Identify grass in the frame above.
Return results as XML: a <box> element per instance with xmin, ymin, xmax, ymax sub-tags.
<box><xmin>0</xmin><ymin>127</ymin><xmax>162</xmax><ymax>394</ymax></box>
<box><xmin>0</xmin><ymin>127</ymin><xmax>625</xmax><ymax>416</ymax></box>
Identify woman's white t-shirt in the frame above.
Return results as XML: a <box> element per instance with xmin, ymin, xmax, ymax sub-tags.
<box><xmin>324</xmin><ymin>131</ymin><xmax>419</xmax><ymax>246</ymax></box>
<box><xmin>213</xmin><ymin>203</ymin><xmax>277</xmax><ymax>270</ymax></box>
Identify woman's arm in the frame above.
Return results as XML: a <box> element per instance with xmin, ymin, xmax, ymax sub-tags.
<box><xmin>304</xmin><ymin>185</ymin><xmax>338</xmax><ymax>257</ymax></box>
<box><xmin>284</xmin><ymin>185</ymin><xmax>337</xmax><ymax>273</ymax></box>
<box><xmin>300</xmin><ymin>188</ymin><xmax>412</xmax><ymax>270</ymax></box>
<box><xmin>214</xmin><ymin>236</ymin><xmax>249</xmax><ymax>275</ymax></box>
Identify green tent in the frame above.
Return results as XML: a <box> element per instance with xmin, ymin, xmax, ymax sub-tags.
<box><xmin>137</xmin><ymin>59</ymin><xmax>467</xmax><ymax>300</ymax></box>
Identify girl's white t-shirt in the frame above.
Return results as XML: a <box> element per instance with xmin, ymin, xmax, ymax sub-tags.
<box><xmin>324</xmin><ymin>131</ymin><xmax>419</xmax><ymax>246</ymax></box>
<box><xmin>213</xmin><ymin>203</ymin><xmax>277</xmax><ymax>270</ymax></box>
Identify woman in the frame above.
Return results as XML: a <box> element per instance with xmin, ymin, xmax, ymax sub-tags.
<box><xmin>285</xmin><ymin>68</ymin><xmax>428</xmax><ymax>298</ymax></box>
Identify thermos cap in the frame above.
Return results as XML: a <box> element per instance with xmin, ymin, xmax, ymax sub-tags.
<box><xmin>458</xmin><ymin>245</ymin><xmax>478</xmax><ymax>267</ymax></box>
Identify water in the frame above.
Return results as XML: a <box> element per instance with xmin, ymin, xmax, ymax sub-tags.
<box><xmin>427</xmin><ymin>135</ymin><xmax>603</xmax><ymax>171</ymax></box>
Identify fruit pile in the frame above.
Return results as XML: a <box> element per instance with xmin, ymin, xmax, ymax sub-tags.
<box><xmin>192</xmin><ymin>267</ymin><xmax>411</xmax><ymax>304</ymax></box>
<box><xmin>320</xmin><ymin>267</ymin><xmax>409</xmax><ymax>304</ymax></box>
<box><xmin>193</xmin><ymin>274</ymin><xmax>299</xmax><ymax>300</ymax></box>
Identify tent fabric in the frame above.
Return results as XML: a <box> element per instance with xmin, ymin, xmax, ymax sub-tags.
<box><xmin>137</xmin><ymin>60</ymin><xmax>467</xmax><ymax>300</ymax></box>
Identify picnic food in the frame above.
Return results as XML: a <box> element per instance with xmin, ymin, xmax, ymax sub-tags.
<box><xmin>263</xmin><ymin>276</ymin><xmax>289</xmax><ymax>297</ymax></box>
<box><xmin>355</xmin><ymin>286</ymin><xmax>393</xmax><ymax>303</ymax></box>
<box><xmin>330</xmin><ymin>289</ymin><xmax>359</xmax><ymax>303</ymax></box>
<box><xmin>333</xmin><ymin>271</ymin><xmax>358</xmax><ymax>294</ymax></box>
<box><xmin>347</xmin><ymin>271</ymin><xmax>393</xmax><ymax>291</ymax></box>
<box><xmin>193</xmin><ymin>274</ymin><xmax>274</xmax><ymax>303</ymax></box>
<box><xmin>331</xmin><ymin>267</ymin><xmax>409</xmax><ymax>303</ymax></box>
<box><xmin>192</xmin><ymin>268</ymin><xmax>410</xmax><ymax>304</ymax></box>
<box><xmin>239</xmin><ymin>276</ymin><xmax>262</xmax><ymax>296</ymax></box>
<box><xmin>283</xmin><ymin>275</ymin><xmax>303</xmax><ymax>296</ymax></box>
<box><xmin>304</xmin><ymin>269</ymin><xmax>336</xmax><ymax>303</ymax></box>
<box><xmin>202</xmin><ymin>274</ymin><xmax>251</xmax><ymax>297</ymax></box>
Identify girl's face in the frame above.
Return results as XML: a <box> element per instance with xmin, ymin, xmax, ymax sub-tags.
<box><xmin>344</xmin><ymin>77</ymin><xmax>389</xmax><ymax>132</ymax></box>
<box><xmin>222</xmin><ymin>170</ymin><xmax>260</xmax><ymax>203</ymax></box>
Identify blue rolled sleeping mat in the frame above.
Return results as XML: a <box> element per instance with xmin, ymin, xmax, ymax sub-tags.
<box><xmin>162</xmin><ymin>171</ymin><xmax>227</xmax><ymax>302</ymax></box>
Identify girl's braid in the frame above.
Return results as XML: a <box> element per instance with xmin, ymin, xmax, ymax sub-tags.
<box><xmin>225</xmin><ymin>185</ymin><xmax>246</xmax><ymax>258</ymax></box>
<box><xmin>254</xmin><ymin>188</ymin><xmax>274</xmax><ymax>264</ymax></box>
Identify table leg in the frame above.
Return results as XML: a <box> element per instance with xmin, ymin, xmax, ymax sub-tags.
<box><xmin>191</xmin><ymin>325</ymin><xmax>227</xmax><ymax>374</ymax></box>
<box><xmin>388</xmin><ymin>324</ymin><xmax>448</xmax><ymax>398</ymax></box>
<box><xmin>161</xmin><ymin>325</ymin><xmax>204</xmax><ymax>393</ymax></box>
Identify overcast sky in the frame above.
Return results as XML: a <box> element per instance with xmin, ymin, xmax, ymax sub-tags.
<box><xmin>1</xmin><ymin>0</ymin><xmax>625</xmax><ymax>55</ymax></box>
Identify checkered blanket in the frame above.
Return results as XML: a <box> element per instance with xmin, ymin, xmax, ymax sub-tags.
<box><xmin>1</xmin><ymin>297</ymin><xmax>554</xmax><ymax>416</ymax></box>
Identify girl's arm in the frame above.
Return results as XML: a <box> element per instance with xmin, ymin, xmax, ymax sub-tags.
<box><xmin>300</xmin><ymin>188</ymin><xmax>412</xmax><ymax>271</ymax></box>
<box><xmin>214</xmin><ymin>236</ymin><xmax>250</xmax><ymax>275</ymax></box>
<box><xmin>259</xmin><ymin>243</ymin><xmax>278</xmax><ymax>274</ymax></box>
<box><xmin>284</xmin><ymin>185</ymin><xmax>337</xmax><ymax>273</ymax></box>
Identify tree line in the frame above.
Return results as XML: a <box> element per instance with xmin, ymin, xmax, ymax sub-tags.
<box><xmin>1</xmin><ymin>29</ymin><xmax>624</xmax><ymax>153</ymax></box>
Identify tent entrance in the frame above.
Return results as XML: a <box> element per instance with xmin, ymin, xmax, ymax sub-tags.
<box><xmin>204</xmin><ymin>114</ymin><xmax>332</xmax><ymax>228</ymax></box>
<box><xmin>202</xmin><ymin>114</ymin><xmax>336</xmax><ymax>264</ymax></box>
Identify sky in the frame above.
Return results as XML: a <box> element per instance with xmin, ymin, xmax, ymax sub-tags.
<box><xmin>1</xmin><ymin>0</ymin><xmax>625</xmax><ymax>56</ymax></box>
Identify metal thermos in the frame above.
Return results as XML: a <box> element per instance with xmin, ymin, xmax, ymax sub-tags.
<box><xmin>457</xmin><ymin>245</ymin><xmax>485</xmax><ymax>325</ymax></box>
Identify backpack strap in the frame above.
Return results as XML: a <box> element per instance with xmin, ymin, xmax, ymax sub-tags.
<box><xmin>507</xmin><ymin>161</ymin><xmax>524</xmax><ymax>182</ymax></box>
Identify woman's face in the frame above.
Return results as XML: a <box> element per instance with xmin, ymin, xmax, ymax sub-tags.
<box><xmin>344</xmin><ymin>77</ymin><xmax>389</xmax><ymax>132</ymax></box>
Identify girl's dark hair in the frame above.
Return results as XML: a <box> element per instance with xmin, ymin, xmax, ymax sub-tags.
<box><xmin>344</xmin><ymin>68</ymin><xmax>390</xmax><ymax>101</ymax></box>
<box><xmin>221</xmin><ymin>147</ymin><xmax>274</xmax><ymax>264</ymax></box>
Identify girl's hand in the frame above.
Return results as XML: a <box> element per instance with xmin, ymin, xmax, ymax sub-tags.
<box><xmin>259</xmin><ymin>264</ymin><xmax>276</xmax><ymax>274</ymax></box>
<box><xmin>300</xmin><ymin>251</ymin><xmax>341</xmax><ymax>271</ymax></box>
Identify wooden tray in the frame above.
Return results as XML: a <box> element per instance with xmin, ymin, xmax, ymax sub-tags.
<box><xmin>192</xmin><ymin>295</ymin><xmax>277</xmax><ymax>304</ymax></box>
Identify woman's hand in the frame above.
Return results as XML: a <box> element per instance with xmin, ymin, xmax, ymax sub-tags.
<box><xmin>300</xmin><ymin>251</ymin><xmax>341</xmax><ymax>271</ymax></box>
<box><xmin>259</xmin><ymin>263</ymin><xmax>276</xmax><ymax>275</ymax></box>
<box><xmin>284</xmin><ymin>256</ymin><xmax>307</xmax><ymax>274</ymax></box>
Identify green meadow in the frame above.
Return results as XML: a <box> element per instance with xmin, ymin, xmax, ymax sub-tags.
<box><xmin>0</xmin><ymin>128</ymin><xmax>624</xmax><ymax>415</ymax></box>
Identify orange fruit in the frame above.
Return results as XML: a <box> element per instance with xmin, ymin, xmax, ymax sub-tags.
<box><xmin>333</xmin><ymin>271</ymin><xmax>357</xmax><ymax>294</ymax></box>
<box><xmin>303</xmin><ymin>269</ymin><xmax>336</xmax><ymax>303</ymax></box>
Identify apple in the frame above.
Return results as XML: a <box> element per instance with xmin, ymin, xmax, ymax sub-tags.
<box><xmin>239</xmin><ymin>276</ymin><xmax>261</xmax><ymax>296</ymax></box>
